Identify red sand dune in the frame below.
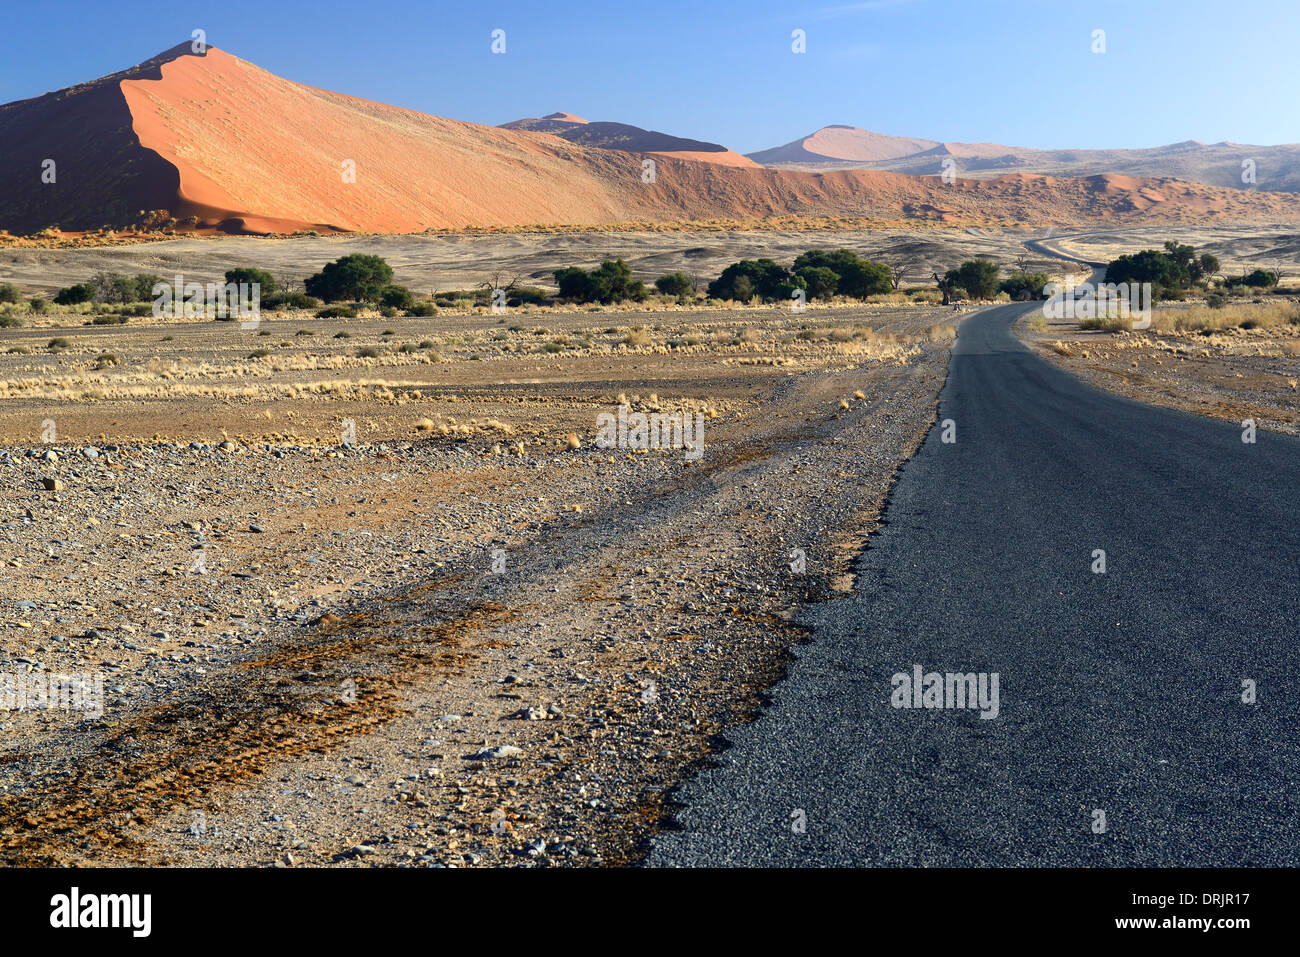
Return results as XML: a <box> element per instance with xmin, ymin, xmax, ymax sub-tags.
<box><xmin>801</xmin><ymin>126</ymin><xmax>941</xmax><ymax>163</ymax></box>
<box><xmin>542</xmin><ymin>111</ymin><xmax>589</xmax><ymax>125</ymax></box>
<box><xmin>2</xmin><ymin>45</ymin><xmax>1298</xmax><ymax>235</ymax></box>
<box><xmin>749</xmin><ymin>125</ymin><xmax>941</xmax><ymax>165</ymax></box>
<box><xmin>647</xmin><ymin>149</ymin><xmax>757</xmax><ymax>168</ymax></box>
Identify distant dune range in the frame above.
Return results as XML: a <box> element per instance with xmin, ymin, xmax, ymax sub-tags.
<box><xmin>750</xmin><ymin>125</ymin><xmax>1300</xmax><ymax>193</ymax></box>
<box><xmin>1</xmin><ymin>45</ymin><xmax>1298</xmax><ymax>236</ymax></box>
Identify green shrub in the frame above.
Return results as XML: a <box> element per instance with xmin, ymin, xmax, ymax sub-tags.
<box><xmin>792</xmin><ymin>250</ymin><xmax>891</xmax><ymax>298</ymax></box>
<box><xmin>507</xmin><ymin>287</ymin><xmax>549</xmax><ymax>306</ymax></box>
<box><xmin>730</xmin><ymin>275</ymin><xmax>755</xmax><ymax>303</ymax></box>
<box><xmin>94</xmin><ymin>352</ymin><xmax>120</xmax><ymax>369</ymax></box>
<box><xmin>0</xmin><ymin>282</ymin><xmax>21</xmax><ymax>304</ymax></box>
<box><xmin>380</xmin><ymin>306</ymin><xmax>399</xmax><ymax>318</ymax></box>
<box><xmin>91</xmin><ymin>314</ymin><xmax>129</xmax><ymax>325</ymax></box>
<box><xmin>224</xmin><ymin>267</ymin><xmax>277</xmax><ymax>296</ymax></box>
<box><xmin>1226</xmin><ymin>268</ymin><xmax>1280</xmax><ymax>289</ymax></box>
<box><xmin>333</xmin><ymin>331</ymin><xmax>352</xmax><ymax>339</ymax></box>
<box><xmin>357</xmin><ymin>346</ymin><xmax>380</xmax><ymax>358</ymax></box>
<box><xmin>709</xmin><ymin>259</ymin><xmax>795</xmax><ymax>301</ymax></box>
<box><xmin>380</xmin><ymin>285</ymin><xmax>415</xmax><ymax>309</ymax></box>
<box><xmin>655</xmin><ymin>272</ymin><xmax>695</xmax><ymax>299</ymax></box>
<box><xmin>999</xmin><ymin>273</ymin><xmax>1050</xmax><ymax>301</ymax></box>
<box><xmin>248</xmin><ymin>348</ymin><xmax>272</xmax><ymax>358</ymax></box>
<box><xmin>944</xmin><ymin>260</ymin><xmax>1001</xmax><ymax>300</ymax></box>
<box><xmin>132</xmin><ymin>273</ymin><xmax>165</xmax><ymax>301</ymax></box>
<box><xmin>304</xmin><ymin>254</ymin><xmax>394</xmax><ymax>302</ymax></box>
<box><xmin>554</xmin><ymin>259</ymin><xmax>647</xmax><ymax>303</ymax></box>
<box><xmin>0</xmin><ymin>312</ymin><xmax>22</xmax><ymax>328</ymax></box>
<box><xmin>47</xmin><ymin>337</ymin><xmax>72</xmax><ymax>351</ymax></box>
<box><xmin>263</xmin><ymin>291</ymin><xmax>319</xmax><ymax>310</ymax></box>
<box><xmin>407</xmin><ymin>300</ymin><xmax>438</xmax><ymax>317</ymax></box>
<box><xmin>316</xmin><ymin>305</ymin><xmax>357</xmax><ymax>319</ymax></box>
<box><xmin>796</xmin><ymin>266</ymin><xmax>840</xmax><ymax>300</ymax></box>
<box><xmin>54</xmin><ymin>283</ymin><xmax>95</xmax><ymax>306</ymax></box>
<box><xmin>1079</xmin><ymin>315</ymin><xmax>1129</xmax><ymax>332</ymax></box>
<box><xmin>1106</xmin><ymin>243</ymin><xmax>1218</xmax><ymax>298</ymax></box>
<box><xmin>90</xmin><ymin>272</ymin><xmax>144</xmax><ymax>304</ymax></box>
<box><xmin>554</xmin><ymin>266</ymin><xmax>591</xmax><ymax>301</ymax></box>
<box><xmin>28</xmin><ymin>297</ymin><xmax>48</xmax><ymax>313</ymax></box>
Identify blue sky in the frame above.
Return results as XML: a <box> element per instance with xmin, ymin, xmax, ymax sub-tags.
<box><xmin>3</xmin><ymin>0</ymin><xmax>1297</xmax><ymax>153</ymax></box>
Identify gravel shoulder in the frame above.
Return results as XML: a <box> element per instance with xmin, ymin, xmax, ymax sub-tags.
<box><xmin>0</xmin><ymin>301</ymin><xmax>951</xmax><ymax>867</ymax></box>
<box><xmin>1018</xmin><ymin>302</ymin><xmax>1300</xmax><ymax>436</ymax></box>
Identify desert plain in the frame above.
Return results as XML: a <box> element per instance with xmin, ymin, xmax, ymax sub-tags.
<box><xmin>0</xmin><ymin>222</ymin><xmax>1297</xmax><ymax>866</ymax></box>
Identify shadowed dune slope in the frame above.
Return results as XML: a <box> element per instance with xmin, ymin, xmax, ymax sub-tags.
<box><xmin>0</xmin><ymin>44</ymin><xmax>189</xmax><ymax>234</ymax></box>
<box><xmin>502</xmin><ymin>114</ymin><xmax>758</xmax><ymax>168</ymax></box>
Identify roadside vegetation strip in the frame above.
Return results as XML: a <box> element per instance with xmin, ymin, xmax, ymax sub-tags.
<box><xmin>0</xmin><ymin>245</ymin><xmax>1068</xmax><ymax>332</ymax></box>
<box><xmin>1023</xmin><ymin>296</ymin><xmax>1300</xmax><ymax>436</ymax></box>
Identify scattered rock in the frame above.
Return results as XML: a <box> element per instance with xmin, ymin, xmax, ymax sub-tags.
<box><xmin>469</xmin><ymin>745</ymin><xmax>523</xmax><ymax>761</ymax></box>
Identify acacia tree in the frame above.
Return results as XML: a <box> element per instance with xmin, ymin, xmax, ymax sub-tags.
<box><xmin>793</xmin><ymin>249</ymin><xmax>890</xmax><ymax>298</ymax></box>
<box><xmin>655</xmin><ymin>272</ymin><xmax>695</xmax><ymax>299</ymax></box>
<box><xmin>553</xmin><ymin>259</ymin><xmax>647</xmax><ymax>303</ymax></box>
<box><xmin>304</xmin><ymin>254</ymin><xmax>394</xmax><ymax>302</ymax></box>
<box><xmin>708</xmin><ymin>258</ymin><xmax>796</xmax><ymax>301</ymax></box>
<box><xmin>944</xmin><ymin>259</ymin><xmax>1000</xmax><ymax>300</ymax></box>
<box><xmin>224</xmin><ymin>267</ymin><xmax>277</xmax><ymax>296</ymax></box>
<box><xmin>1198</xmin><ymin>253</ymin><xmax>1221</xmax><ymax>287</ymax></box>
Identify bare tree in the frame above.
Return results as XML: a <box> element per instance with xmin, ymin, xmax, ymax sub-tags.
<box><xmin>888</xmin><ymin>260</ymin><xmax>911</xmax><ymax>291</ymax></box>
<box><xmin>478</xmin><ymin>270</ymin><xmax>523</xmax><ymax>296</ymax></box>
<box><xmin>1014</xmin><ymin>253</ymin><xmax>1033</xmax><ymax>274</ymax></box>
<box><xmin>478</xmin><ymin>270</ymin><xmax>523</xmax><ymax>307</ymax></box>
<box><xmin>932</xmin><ymin>271</ymin><xmax>953</xmax><ymax>306</ymax></box>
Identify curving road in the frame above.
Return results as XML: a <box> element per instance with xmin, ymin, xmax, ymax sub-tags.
<box><xmin>646</xmin><ymin>301</ymin><xmax>1300</xmax><ymax>866</ymax></box>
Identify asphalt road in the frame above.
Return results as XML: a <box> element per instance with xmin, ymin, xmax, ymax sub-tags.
<box><xmin>646</xmin><ymin>301</ymin><xmax>1300</xmax><ymax>866</ymax></box>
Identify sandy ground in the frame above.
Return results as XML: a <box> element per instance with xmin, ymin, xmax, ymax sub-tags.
<box><xmin>1025</xmin><ymin>227</ymin><xmax>1300</xmax><ymax>280</ymax></box>
<box><xmin>0</xmin><ymin>300</ymin><xmax>953</xmax><ymax>866</ymax></box>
